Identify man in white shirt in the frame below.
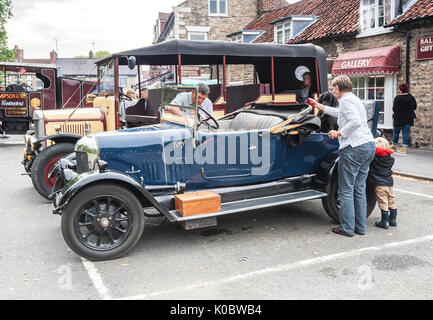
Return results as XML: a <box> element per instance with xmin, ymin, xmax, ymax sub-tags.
<box><xmin>164</xmin><ymin>83</ymin><xmax>213</xmax><ymax>120</ymax></box>
<box><xmin>310</xmin><ymin>75</ymin><xmax>375</xmax><ymax>238</ymax></box>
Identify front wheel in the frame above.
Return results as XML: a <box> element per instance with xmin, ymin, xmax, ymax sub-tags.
<box><xmin>61</xmin><ymin>184</ymin><xmax>145</xmax><ymax>261</ymax></box>
<box><xmin>31</xmin><ymin>143</ymin><xmax>75</xmax><ymax>199</ymax></box>
<box><xmin>322</xmin><ymin>173</ymin><xmax>376</xmax><ymax>223</ymax></box>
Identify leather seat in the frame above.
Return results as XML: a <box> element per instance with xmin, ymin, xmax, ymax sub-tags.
<box><xmin>230</xmin><ymin>112</ymin><xmax>284</xmax><ymax>130</ymax></box>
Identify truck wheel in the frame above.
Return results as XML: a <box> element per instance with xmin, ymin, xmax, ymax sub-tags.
<box><xmin>322</xmin><ymin>174</ymin><xmax>377</xmax><ymax>223</ymax></box>
<box><xmin>61</xmin><ymin>184</ymin><xmax>145</xmax><ymax>261</ymax></box>
<box><xmin>31</xmin><ymin>143</ymin><xmax>75</xmax><ymax>199</ymax></box>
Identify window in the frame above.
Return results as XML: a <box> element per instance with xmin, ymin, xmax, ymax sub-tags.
<box><xmin>120</xmin><ymin>77</ymin><xmax>127</xmax><ymax>88</ymax></box>
<box><xmin>273</xmin><ymin>17</ymin><xmax>315</xmax><ymax>44</ymax></box>
<box><xmin>351</xmin><ymin>75</ymin><xmax>387</xmax><ymax>125</ymax></box>
<box><xmin>231</xmin><ymin>34</ymin><xmax>242</xmax><ymax>42</ymax></box>
<box><xmin>188</xmin><ymin>32</ymin><xmax>207</xmax><ymax>41</ymax></box>
<box><xmin>26</xmin><ymin>75</ymin><xmax>32</xmax><ymax>86</ymax></box>
<box><xmin>209</xmin><ymin>0</ymin><xmax>227</xmax><ymax>16</ymax></box>
<box><xmin>275</xmin><ymin>22</ymin><xmax>292</xmax><ymax>44</ymax></box>
<box><xmin>360</xmin><ymin>0</ymin><xmax>395</xmax><ymax>31</ymax></box>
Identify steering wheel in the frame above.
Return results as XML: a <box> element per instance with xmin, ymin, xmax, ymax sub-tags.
<box><xmin>197</xmin><ymin>106</ymin><xmax>219</xmax><ymax>130</ymax></box>
<box><xmin>119</xmin><ymin>93</ymin><xmax>132</xmax><ymax>102</ymax></box>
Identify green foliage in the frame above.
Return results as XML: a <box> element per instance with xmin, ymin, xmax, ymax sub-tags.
<box><xmin>75</xmin><ymin>51</ymin><xmax>111</xmax><ymax>59</ymax></box>
<box><xmin>0</xmin><ymin>0</ymin><xmax>14</xmax><ymax>62</ymax></box>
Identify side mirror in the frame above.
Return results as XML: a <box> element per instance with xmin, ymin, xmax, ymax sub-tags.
<box><xmin>127</xmin><ymin>56</ymin><xmax>136</xmax><ymax>70</ymax></box>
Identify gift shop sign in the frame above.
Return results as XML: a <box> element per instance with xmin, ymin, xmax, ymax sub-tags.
<box><xmin>416</xmin><ymin>36</ymin><xmax>433</xmax><ymax>61</ymax></box>
<box><xmin>0</xmin><ymin>92</ymin><xmax>28</xmax><ymax>117</ymax></box>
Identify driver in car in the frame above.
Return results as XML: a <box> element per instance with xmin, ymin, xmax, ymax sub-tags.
<box><xmin>164</xmin><ymin>83</ymin><xmax>213</xmax><ymax>120</ymax></box>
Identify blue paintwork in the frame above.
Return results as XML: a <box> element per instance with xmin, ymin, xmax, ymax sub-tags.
<box><xmin>95</xmin><ymin>122</ymin><xmax>339</xmax><ymax>190</ymax></box>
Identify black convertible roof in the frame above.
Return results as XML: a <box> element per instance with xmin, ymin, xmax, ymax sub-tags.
<box><xmin>100</xmin><ymin>39</ymin><xmax>327</xmax><ymax>66</ymax></box>
<box><xmin>98</xmin><ymin>39</ymin><xmax>329</xmax><ymax>93</ymax></box>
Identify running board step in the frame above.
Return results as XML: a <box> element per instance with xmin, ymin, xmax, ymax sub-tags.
<box><xmin>168</xmin><ymin>189</ymin><xmax>327</xmax><ymax>222</ymax></box>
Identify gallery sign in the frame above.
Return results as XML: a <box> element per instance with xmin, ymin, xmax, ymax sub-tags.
<box><xmin>416</xmin><ymin>36</ymin><xmax>433</xmax><ymax>61</ymax></box>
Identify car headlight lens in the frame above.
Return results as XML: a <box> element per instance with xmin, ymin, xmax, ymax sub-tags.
<box><xmin>75</xmin><ymin>135</ymin><xmax>100</xmax><ymax>172</ymax></box>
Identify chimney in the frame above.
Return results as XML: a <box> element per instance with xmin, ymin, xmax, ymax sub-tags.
<box><xmin>258</xmin><ymin>0</ymin><xmax>288</xmax><ymax>15</ymax></box>
<box><xmin>14</xmin><ymin>45</ymin><xmax>24</xmax><ymax>62</ymax></box>
<box><xmin>50</xmin><ymin>50</ymin><xmax>58</xmax><ymax>64</ymax></box>
<box><xmin>89</xmin><ymin>50</ymin><xmax>94</xmax><ymax>59</ymax></box>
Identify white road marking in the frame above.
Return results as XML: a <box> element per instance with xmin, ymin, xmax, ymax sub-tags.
<box><xmin>118</xmin><ymin>234</ymin><xmax>433</xmax><ymax>300</ymax></box>
<box><xmin>394</xmin><ymin>188</ymin><xmax>433</xmax><ymax>199</ymax></box>
<box><xmin>81</xmin><ymin>258</ymin><xmax>111</xmax><ymax>300</ymax></box>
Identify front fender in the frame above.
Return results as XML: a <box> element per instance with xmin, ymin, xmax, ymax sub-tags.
<box><xmin>34</xmin><ymin>133</ymin><xmax>82</xmax><ymax>150</ymax></box>
<box><xmin>53</xmin><ymin>171</ymin><xmax>173</xmax><ymax>220</ymax></box>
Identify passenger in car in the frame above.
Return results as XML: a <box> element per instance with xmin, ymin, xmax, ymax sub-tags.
<box><xmin>164</xmin><ymin>83</ymin><xmax>214</xmax><ymax>120</ymax></box>
<box><xmin>296</xmin><ymin>72</ymin><xmax>315</xmax><ymax>104</ymax></box>
<box><xmin>120</xmin><ymin>89</ymin><xmax>138</xmax><ymax>123</ymax></box>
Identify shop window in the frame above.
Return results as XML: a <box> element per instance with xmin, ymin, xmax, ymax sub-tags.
<box><xmin>351</xmin><ymin>75</ymin><xmax>386</xmax><ymax>125</ymax></box>
<box><xmin>26</xmin><ymin>75</ymin><xmax>32</xmax><ymax>86</ymax></box>
<box><xmin>120</xmin><ymin>77</ymin><xmax>127</xmax><ymax>88</ymax></box>
<box><xmin>209</xmin><ymin>0</ymin><xmax>227</xmax><ymax>16</ymax></box>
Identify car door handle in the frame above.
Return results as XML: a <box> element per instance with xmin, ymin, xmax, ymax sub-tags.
<box><xmin>125</xmin><ymin>166</ymin><xmax>141</xmax><ymax>174</ymax></box>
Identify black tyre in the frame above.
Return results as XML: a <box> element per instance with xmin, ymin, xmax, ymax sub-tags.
<box><xmin>61</xmin><ymin>184</ymin><xmax>145</xmax><ymax>261</ymax></box>
<box><xmin>30</xmin><ymin>143</ymin><xmax>75</xmax><ymax>199</ymax></box>
<box><xmin>322</xmin><ymin>173</ymin><xmax>377</xmax><ymax>223</ymax></box>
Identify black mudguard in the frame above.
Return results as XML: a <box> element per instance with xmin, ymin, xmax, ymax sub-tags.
<box><xmin>53</xmin><ymin>171</ymin><xmax>173</xmax><ymax>220</ymax></box>
<box><xmin>314</xmin><ymin>151</ymin><xmax>339</xmax><ymax>193</ymax></box>
<box><xmin>34</xmin><ymin>133</ymin><xmax>82</xmax><ymax>150</ymax></box>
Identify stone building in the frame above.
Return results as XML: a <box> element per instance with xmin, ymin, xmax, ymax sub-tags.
<box><xmin>238</xmin><ymin>0</ymin><xmax>433</xmax><ymax>148</ymax></box>
<box><xmin>153</xmin><ymin>0</ymin><xmax>288</xmax><ymax>83</ymax></box>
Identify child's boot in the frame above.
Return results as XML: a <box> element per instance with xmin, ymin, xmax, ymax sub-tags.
<box><xmin>375</xmin><ymin>210</ymin><xmax>390</xmax><ymax>229</ymax></box>
<box><xmin>389</xmin><ymin>208</ymin><xmax>398</xmax><ymax>227</ymax></box>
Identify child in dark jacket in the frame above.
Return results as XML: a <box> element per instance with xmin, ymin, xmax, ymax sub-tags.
<box><xmin>369</xmin><ymin>137</ymin><xmax>398</xmax><ymax>229</ymax></box>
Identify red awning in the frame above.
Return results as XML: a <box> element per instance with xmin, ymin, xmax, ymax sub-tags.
<box><xmin>332</xmin><ymin>45</ymin><xmax>401</xmax><ymax>76</ymax></box>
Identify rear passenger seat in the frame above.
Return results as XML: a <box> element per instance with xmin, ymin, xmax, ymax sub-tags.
<box><xmin>229</xmin><ymin>112</ymin><xmax>284</xmax><ymax>130</ymax></box>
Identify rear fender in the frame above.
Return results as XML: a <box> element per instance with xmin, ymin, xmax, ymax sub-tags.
<box><xmin>314</xmin><ymin>151</ymin><xmax>339</xmax><ymax>193</ymax></box>
<box><xmin>54</xmin><ymin>171</ymin><xmax>173</xmax><ymax>220</ymax></box>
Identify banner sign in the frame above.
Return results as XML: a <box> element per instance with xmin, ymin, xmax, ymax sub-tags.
<box><xmin>416</xmin><ymin>36</ymin><xmax>433</xmax><ymax>61</ymax></box>
<box><xmin>0</xmin><ymin>92</ymin><xmax>28</xmax><ymax>117</ymax></box>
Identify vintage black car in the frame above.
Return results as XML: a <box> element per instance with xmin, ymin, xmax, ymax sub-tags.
<box><xmin>51</xmin><ymin>40</ymin><xmax>380</xmax><ymax>261</ymax></box>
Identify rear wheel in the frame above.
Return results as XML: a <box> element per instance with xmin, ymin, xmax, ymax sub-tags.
<box><xmin>61</xmin><ymin>184</ymin><xmax>145</xmax><ymax>261</ymax></box>
<box><xmin>322</xmin><ymin>173</ymin><xmax>376</xmax><ymax>223</ymax></box>
<box><xmin>31</xmin><ymin>143</ymin><xmax>75</xmax><ymax>199</ymax></box>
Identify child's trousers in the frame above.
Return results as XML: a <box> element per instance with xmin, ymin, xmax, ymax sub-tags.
<box><xmin>375</xmin><ymin>186</ymin><xmax>396</xmax><ymax>211</ymax></box>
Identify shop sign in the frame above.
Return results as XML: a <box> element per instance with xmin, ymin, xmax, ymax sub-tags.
<box><xmin>416</xmin><ymin>36</ymin><xmax>433</xmax><ymax>61</ymax></box>
<box><xmin>0</xmin><ymin>92</ymin><xmax>28</xmax><ymax>117</ymax></box>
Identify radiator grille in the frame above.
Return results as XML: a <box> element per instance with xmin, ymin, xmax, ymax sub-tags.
<box><xmin>60</xmin><ymin>123</ymin><xmax>91</xmax><ymax>136</ymax></box>
<box><xmin>76</xmin><ymin>151</ymin><xmax>89</xmax><ymax>174</ymax></box>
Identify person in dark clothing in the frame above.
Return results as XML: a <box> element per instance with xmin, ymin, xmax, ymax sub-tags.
<box><xmin>317</xmin><ymin>91</ymin><xmax>339</xmax><ymax>132</ymax></box>
<box><xmin>391</xmin><ymin>83</ymin><xmax>417</xmax><ymax>153</ymax></box>
<box><xmin>369</xmin><ymin>137</ymin><xmax>398</xmax><ymax>229</ymax></box>
<box><xmin>296</xmin><ymin>72</ymin><xmax>315</xmax><ymax>104</ymax></box>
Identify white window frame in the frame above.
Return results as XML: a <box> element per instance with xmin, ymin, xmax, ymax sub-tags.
<box><xmin>274</xmin><ymin>17</ymin><xmax>315</xmax><ymax>44</ymax></box>
<box><xmin>350</xmin><ymin>74</ymin><xmax>396</xmax><ymax>129</ymax></box>
<box><xmin>188</xmin><ymin>32</ymin><xmax>208</xmax><ymax>41</ymax></box>
<box><xmin>274</xmin><ymin>20</ymin><xmax>292</xmax><ymax>44</ymax></box>
<box><xmin>231</xmin><ymin>34</ymin><xmax>242</xmax><ymax>42</ymax></box>
<box><xmin>358</xmin><ymin>0</ymin><xmax>396</xmax><ymax>38</ymax></box>
<box><xmin>231</xmin><ymin>31</ymin><xmax>262</xmax><ymax>43</ymax></box>
<box><xmin>208</xmin><ymin>0</ymin><xmax>228</xmax><ymax>17</ymax></box>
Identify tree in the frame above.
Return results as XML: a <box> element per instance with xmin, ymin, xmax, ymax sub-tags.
<box><xmin>0</xmin><ymin>0</ymin><xmax>14</xmax><ymax>62</ymax></box>
<box><xmin>75</xmin><ymin>50</ymin><xmax>111</xmax><ymax>59</ymax></box>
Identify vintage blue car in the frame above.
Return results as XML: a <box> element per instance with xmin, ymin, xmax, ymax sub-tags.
<box><xmin>51</xmin><ymin>40</ymin><xmax>379</xmax><ymax>261</ymax></box>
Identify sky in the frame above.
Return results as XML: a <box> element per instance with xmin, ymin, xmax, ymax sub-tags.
<box><xmin>7</xmin><ymin>0</ymin><xmax>297</xmax><ymax>59</ymax></box>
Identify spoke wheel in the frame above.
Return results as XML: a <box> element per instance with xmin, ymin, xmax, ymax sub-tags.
<box><xmin>75</xmin><ymin>196</ymin><xmax>132</xmax><ymax>251</ymax></box>
<box><xmin>61</xmin><ymin>183</ymin><xmax>145</xmax><ymax>261</ymax></box>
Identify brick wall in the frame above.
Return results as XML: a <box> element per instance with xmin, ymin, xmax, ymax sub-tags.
<box><xmin>313</xmin><ymin>22</ymin><xmax>433</xmax><ymax>149</ymax></box>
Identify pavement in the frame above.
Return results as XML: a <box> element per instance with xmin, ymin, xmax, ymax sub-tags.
<box><xmin>1</xmin><ymin>135</ymin><xmax>433</xmax><ymax>300</ymax></box>
<box><xmin>393</xmin><ymin>148</ymin><xmax>433</xmax><ymax>181</ymax></box>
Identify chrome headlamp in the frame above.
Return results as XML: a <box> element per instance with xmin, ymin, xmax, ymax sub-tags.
<box><xmin>75</xmin><ymin>135</ymin><xmax>100</xmax><ymax>173</ymax></box>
